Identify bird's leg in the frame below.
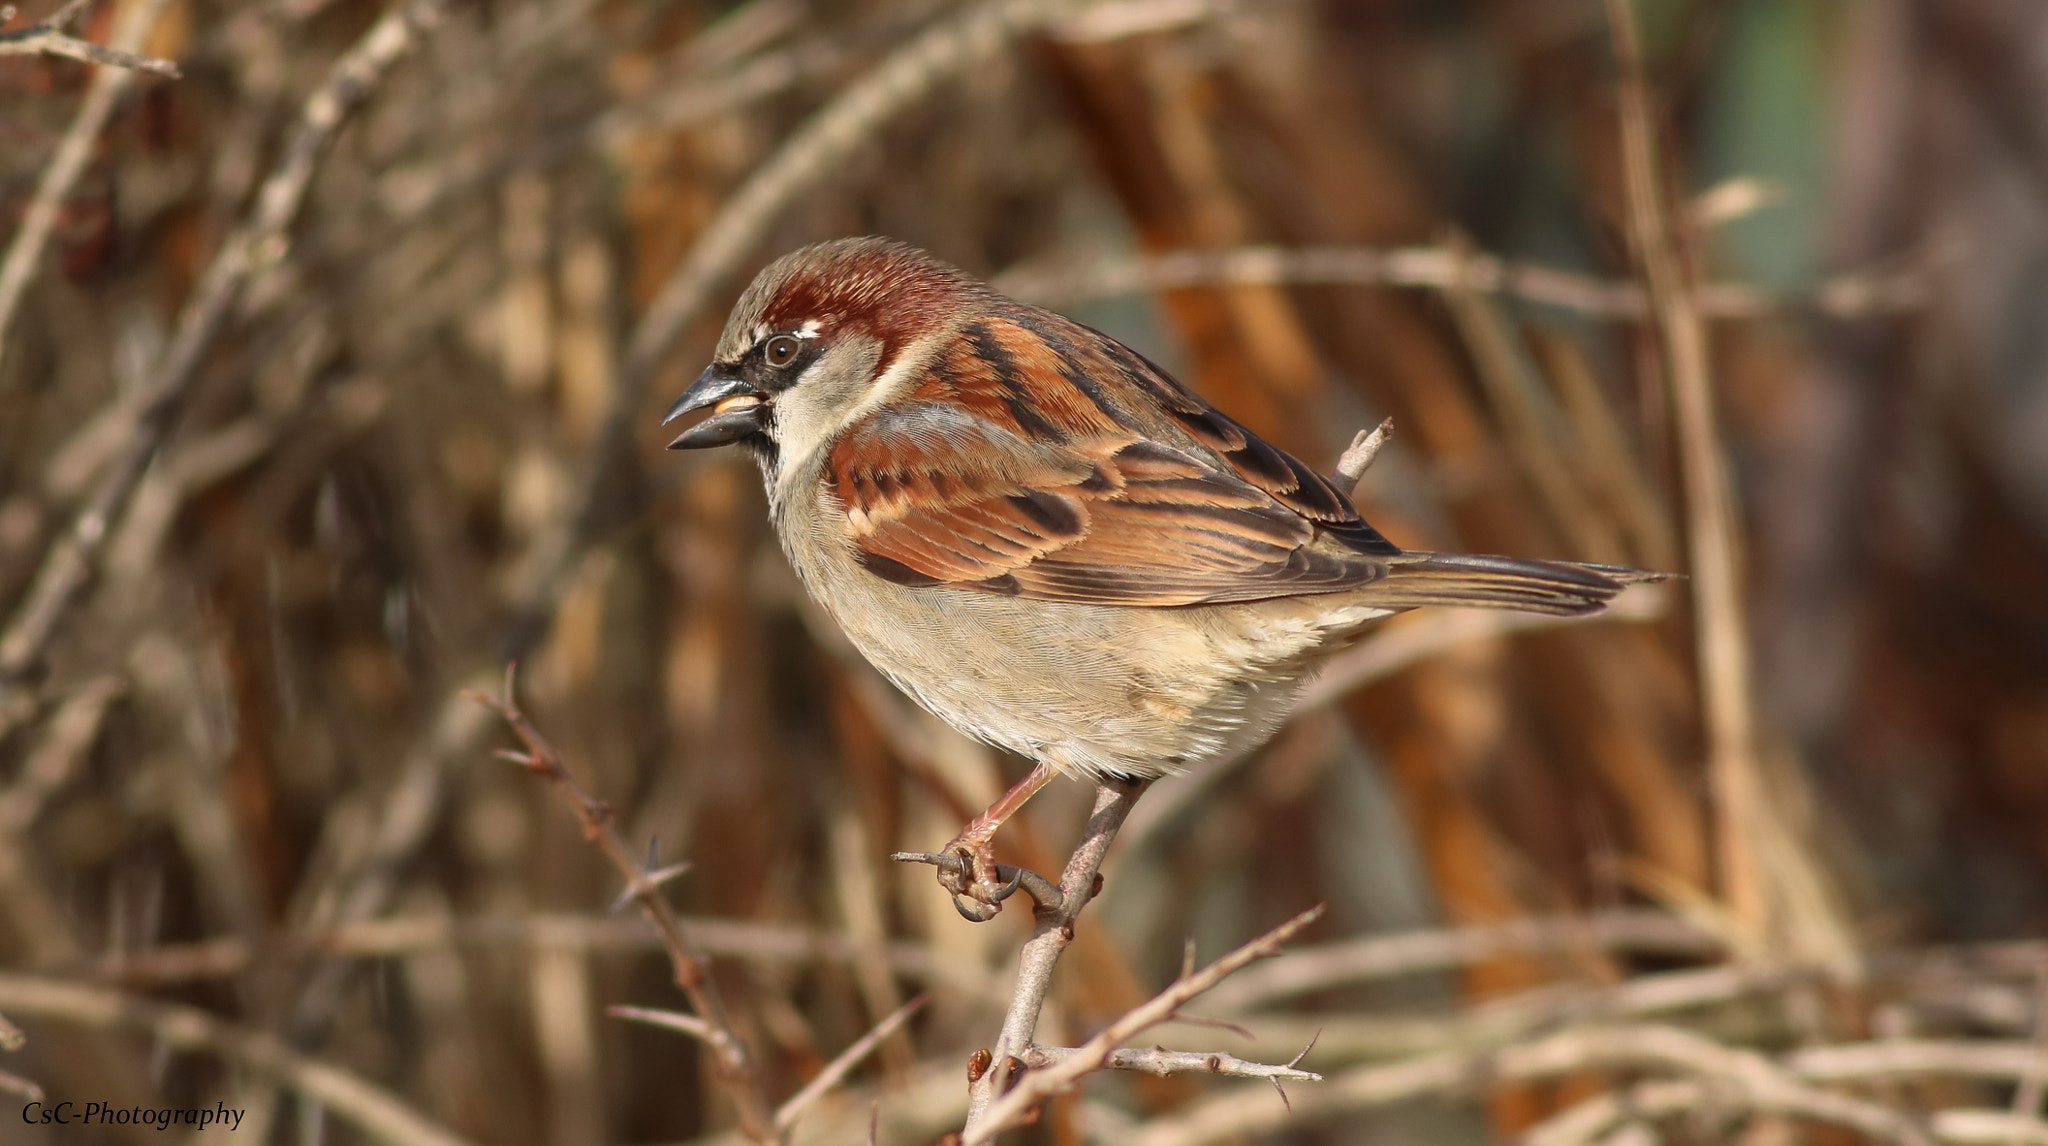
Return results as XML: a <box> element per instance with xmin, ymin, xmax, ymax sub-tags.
<box><xmin>935</xmin><ymin>760</ymin><xmax>1057</xmax><ymax>918</ymax></box>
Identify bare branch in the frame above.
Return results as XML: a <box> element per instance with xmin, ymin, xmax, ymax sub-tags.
<box><xmin>1127</xmin><ymin>1022</ymin><xmax>1932</xmax><ymax>1146</ymax></box>
<box><xmin>467</xmin><ymin>671</ymin><xmax>776</xmax><ymax>1143</ymax></box>
<box><xmin>0</xmin><ymin>972</ymin><xmax>473</xmax><ymax>1146</ymax></box>
<box><xmin>966</xmin><ymin>904</ymin><xmax>1325</xmax><ymax>1144</ymax></box>
<box><xmin>1201</xmin><ymin>909</ymin><xmax>1719</xmax><ymax>1013</ymax></box>
<box><xmin>775</xmin><ymin>995</ymin><xmax>928</xmax><ymax>1135</ymax></box>
<box><xmin>993</xmin><ymin>243</ymin><xmax>1928</xmax><ymax>320</ymax></box>
<box><xmin>607</xmin><ymin>1005</ymin><xmax>715</xmax><ymax>1045</ymax></box>
<box><xmin>1331</xmin><ymin>418</ymin><xmax>1392</xmax><ymax>495</ymax></box>
<box><xmin>968</xmin><ymin>778</ymin><xmax>1150</xmax><ymax>1126</ymax></box>
<box><xmin>1020</xmin><ymin>1043</ymin><xmax>1321</xmax><ymax>1083</ymax></box>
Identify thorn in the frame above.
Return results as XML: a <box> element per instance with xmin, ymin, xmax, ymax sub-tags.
<box><xmin>1284</xmin><ymin>1028</ymin><xmax>1322</xmax><ymax>1070</ymax></box>
<box><xmin>494</xmin><ymin>748</ymin><xmax>533</xmax><ymax>765</ymax></box>
<box><xmin>867</xmin><ymin>1100</ymin><xmax>879</xmax><ymax>1146</ymax></box>
<box><xmin>1165</xmin><ymin>1012</ymin><xmax>1254</xmax><ymax>1039</ymax></box>
<box><xmin>502</xmin><ymin>661</ymin><xmax>518</xmax><ymax>705</ymax></box>
<box><xmin>1270</xmin><ymin>1076</ymin><xmax>1293</xmax><ymax>1113</ymax></box>
<box><xmin>643</xmin><ymin>862</ymin><xmax>692</xmax><ymax>890</ymax></box>
<box><xmin>1180</xmin><ymin>937</ymin><xmax>1197</xmax><ymax>980</ymax></box>
<box><xmin>609</xmin><ymin>882</ymin><xmax>638</xmax><ymax>914</ymax></box>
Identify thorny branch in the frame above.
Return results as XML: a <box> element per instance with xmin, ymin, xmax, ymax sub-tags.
<box><xmin>465</xmin><ymin>666</ymin><xmax>777</xmax><ymax>1143</ymax></box>
<box><xmin>963</xmin><ymin>778</ymin><xmax>1148</xmax><ymax>1128</ymax></box>
<box><xmin>965</xmin><ymin>904</ymin><xmax>1327</xmax><ymax>1145</ymax></box>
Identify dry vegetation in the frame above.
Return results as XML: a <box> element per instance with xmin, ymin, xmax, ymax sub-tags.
<box><xmin>3</xmin><ymin>0</ymin><xmax>2047</xmax><ymax>1143</ymax></box>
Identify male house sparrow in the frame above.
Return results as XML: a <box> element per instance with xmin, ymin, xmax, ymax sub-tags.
<box><xmin>666</xmin><ymin>237</ymin><xmax>1655</xmax><ymax>917</ymax></box>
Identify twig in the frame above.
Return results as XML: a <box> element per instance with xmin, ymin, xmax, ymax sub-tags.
<box><xmin>1332</xmin><ymin>417</ymin><xmax>1392</xmax><ymax>494</ymax></box>
<box><xmin>1937</xmin><ymin>1111</ymin><xmax>2048</xmax><ymax>1146</ymax></box>
<box><xmin>466</xmin><ymin>668</ymin><xmax>776</xmax><ymax>1143</ymax></box>
<box><xmin>1523</xmin><ymin>1076</ymin><xmax>1926</xmax><ymax>1146</ymax></box>
<box><xmin>1785</xmin><ymin>1040</ymin><xmax>2048</xmax><ymax>1084</ymax></box>
<box><xmin>992</xmin><ymin>244</ymin><xmax>1928</xmax><ymax>320</ymax></box>
<box><xmin>966</xmin><ymin>904</ymin><xmax>1326</xmax><ymax>1144</ymax></box>
<box><xmin>0</xmin><ymin>0</ymin><xmax>179</xmax><ymax>74</ymax></box>
<box><xmin>0</xmin><ymin>972</ymin><xmax>474</xmax><ymax>1146</ymax></box>
<box><xmin>0</xmin><ymin>0</ymin><xmax>177</xmax><ymax>356</ymax></box>
<box><xmin>0</xmin><ymin>0</ymin><xmax>450</xmax><ymax>710</ymax></box>
<box><xmin>608</xmin><ymin>1004</ymin><xmax>715</xmax><ymax>1044</ymax></box>
<box><xmin>1126</xmin><ymin>1022</ymin><xmax>1932</xmax><ymax>1146</ymax></box>
<box><xmin>774</xmin><ymin>995</ymin><xmax>927</xmax><ymax>1136</ymax></box>
<box><xmin>1020</xmin><ymin>1042</ymin><xmax>1321</xmax><ymax>1083</ymax></box>
<box><xmin>1200</xmin><ymin>909</ymin><xmax>1720</xmax><ymax>1013</ymax></box>
<box><xmin>966</xmin><ymin>778</ymin><xmax>1150</xmax><ymax>1127</ymax></box>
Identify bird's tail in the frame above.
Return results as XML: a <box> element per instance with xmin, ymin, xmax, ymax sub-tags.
<box><xmin>1363</xmin><ymin>552</ymin><xmax>1672</xmax><ymax>617</ymax></box>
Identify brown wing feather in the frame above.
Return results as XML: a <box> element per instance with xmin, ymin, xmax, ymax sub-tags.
<box><xmin>823</xmin><ymin>310</ymin><xmax>1400</xmax><ymax>606</ymax></box>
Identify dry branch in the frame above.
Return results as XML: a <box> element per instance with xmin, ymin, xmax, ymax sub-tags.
<box><xmin>1020</xmin><ymin>1042</ymin><xmax>1321</xmax><ymax>1083</ymax></box>
<box><xmin>965</xmin><ymin>778</ymin><xmax>1149</xmax><ymax>1127</ymax></box>
<box><xmin>966</xmin><ymin>904</ymin><xmax>1325</xmax><ymax>1144</ymax></box>
<box><xmin>993</xmin><ymin>244</ymin><xmax>1928</xmax><ymax>320</ymax></box>
<box><xmin>773</xmin><ymin>994</ymin><xmax>927</xmax><ymax>1136</ymax></box>
<box><xmin>1126</xmin><ymin>1022</ymin><xmax>1938</xmax><ymax>1146</ymax></box>
<box><xmin>1201</xmin><ymin>909</ymin><xmax>1721</xmax><ymax>1013</ymax></box>
<box><xmin>466</xmin><ymin>669</ymin><xmax>776</xmax><ymax>1142</ymax></box>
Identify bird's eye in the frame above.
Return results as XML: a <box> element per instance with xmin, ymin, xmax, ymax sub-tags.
<box><xmin>764</xmin><ymin>335</ymin><xmax>802</xmax><ymax>366</ymax></box>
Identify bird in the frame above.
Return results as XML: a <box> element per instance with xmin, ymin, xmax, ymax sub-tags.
<box><xmin>664</xmin><ymin>236</ymin><xmax>1661</xmax><ymax>919</ymax></box>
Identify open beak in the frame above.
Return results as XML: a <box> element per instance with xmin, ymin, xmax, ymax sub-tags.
<box><xmin>663</xmin><ymin>366</ymin><xmax>766</xmax><ymax>449</ymax></box>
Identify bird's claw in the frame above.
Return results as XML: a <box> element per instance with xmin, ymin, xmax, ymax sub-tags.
<box><xmin>892</xmin><ymin>847</ymin><xmax>1059</xmax><ymax>922</ymax></box>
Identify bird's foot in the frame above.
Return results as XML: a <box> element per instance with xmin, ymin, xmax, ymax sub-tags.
<box><xmin>889</xmin><ymin>842</ymin><xmax>1063</xmax><ymax>922</ymax></box>
<box><xmin>936</xmin><ymin>836</ymin><xmax>1024</xmax><ymax>922</ymax></box>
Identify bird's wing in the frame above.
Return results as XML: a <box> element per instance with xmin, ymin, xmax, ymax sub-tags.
<box><xmin>822</xmin><ymin>309</ymin><xmax>1400</xmax><ymax>606</ymax></box>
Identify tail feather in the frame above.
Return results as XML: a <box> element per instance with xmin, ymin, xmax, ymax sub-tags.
<box><xmin>1364</xmin><ymin>552</ymin><xmax>1672</xmax><ymax>617</ymax></box>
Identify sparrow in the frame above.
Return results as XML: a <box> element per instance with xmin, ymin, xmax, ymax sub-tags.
<box><xmin>665</xmin><ymin>237</ymin><xmax>1659</xmax><ymax>919</ymax></box>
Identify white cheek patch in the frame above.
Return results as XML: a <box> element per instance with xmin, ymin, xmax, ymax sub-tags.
<box><xmin>769</xmin><ymin>334</ymin><xmax>939</xmax><ymax>503</ymax></box>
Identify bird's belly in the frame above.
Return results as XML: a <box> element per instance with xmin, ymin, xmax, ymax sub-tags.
<box><xmin>796</xmin><ymin>541</ymin><xmax>1386</xmax><ymax>777</ymax></box>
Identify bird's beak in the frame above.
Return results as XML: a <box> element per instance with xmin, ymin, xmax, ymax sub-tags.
<box><xmin>664</xmin><ymin>365</ymin><xmax>766</xmax><ymax>449</ymax></box>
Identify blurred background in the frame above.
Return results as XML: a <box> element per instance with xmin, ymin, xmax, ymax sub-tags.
<box><xmin>3</xmin><ymin>0</ymin><xmax>2047</xmax><ymax>1142</ymax></box>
